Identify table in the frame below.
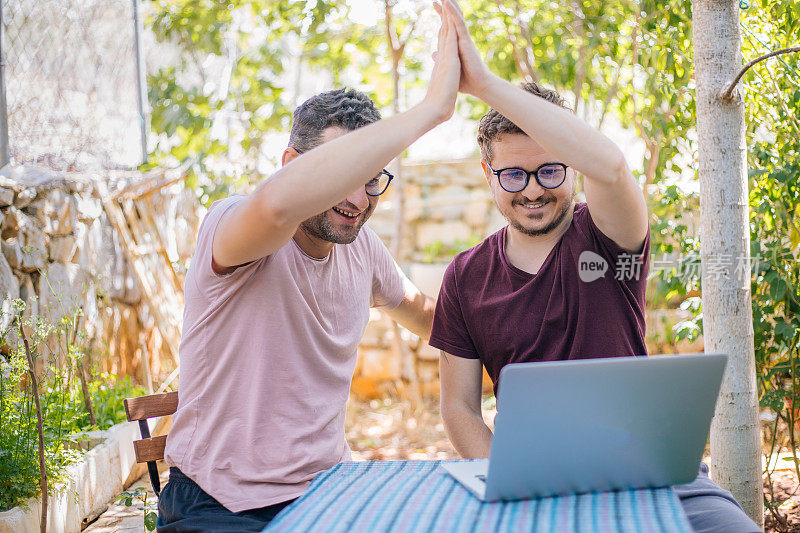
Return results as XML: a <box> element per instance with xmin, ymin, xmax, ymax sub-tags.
<box><xmin>265</xmin><ymin>460</ymin><xmax>692</xmax><ymax>532</ymax></box>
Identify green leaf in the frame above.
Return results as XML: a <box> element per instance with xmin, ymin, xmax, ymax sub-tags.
<box><xmin>145</xmin><ymin>511</ymin><xmax>158</xmax><ymax>531</ymax></box>
<box><xmin>775</xmin><ymin>320</ymin><xmax>796</xmax><ymax>342</ymax></box>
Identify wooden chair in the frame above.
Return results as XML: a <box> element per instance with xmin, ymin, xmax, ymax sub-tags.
<box><xmin>124</xmin><ymin>391</ymin><xmax>179</xmax><ymax>496</ymax></box>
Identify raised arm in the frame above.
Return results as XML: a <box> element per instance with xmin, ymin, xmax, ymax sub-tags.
<box><xmin>442</xmin><ymin>0</ymin><xmax>648</xmax><ymax>252</ymax></box>
<box><xmin>439</xmin><ymin>353</ymin><xmax>493</xmax><ymax>458</ymax></box>
<box><xmin>213</xmin><ymin>4</ymin><xmax>461</xmax><ymax>268</ymax></box>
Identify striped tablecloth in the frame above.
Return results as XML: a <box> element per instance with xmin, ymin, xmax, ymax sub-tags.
<box><xmin>265</xmin><ymin>460</ymin><xmax>692</xmax><ymax>532</ymax></box>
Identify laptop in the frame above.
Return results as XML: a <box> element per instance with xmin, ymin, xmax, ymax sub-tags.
<box><xmin>441</xmin><ymin>353</ymin><xmax>727</xmax><ymax>501</ymax></box>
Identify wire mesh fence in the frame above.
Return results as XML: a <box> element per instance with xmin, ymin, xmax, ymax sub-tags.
<box><xmin>1</xmin><ymin>0</ymin><xmax>145</xmax><ymax>172</ymax></box>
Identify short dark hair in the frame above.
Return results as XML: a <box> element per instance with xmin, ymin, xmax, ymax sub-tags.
<box><xmin>476</xmin><ymin>82</ymin><xmax>571</xmax><ymax>162</ymax></box>
<box><xmin>288</xmin><ymin>88</ymin><xmax>381</xmax><ymax>153</ymax></box>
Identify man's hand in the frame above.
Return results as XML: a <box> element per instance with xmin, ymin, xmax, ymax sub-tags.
<box><xmin>423</xmin><ymin>1</ymin><xmax>461</xmax><ymax>123</ymax></box>
<box><xmin>437</xmin><ymin>0</ymin><xmax>493</xmax><ymax>98</ymax></box>
<box><xmin>441</xmin><ymin>0</ymin><xmax>647</xmax><ymax>252</ymax></box>
<box><xmin>210</xmin><ymin>3</ymin><xmax>464</xmax><ymax>269</ymax></box>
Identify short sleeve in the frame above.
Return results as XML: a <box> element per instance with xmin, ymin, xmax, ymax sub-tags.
<box><xmin>582</xmin><ymin>205</ymin><xmax>651</xmax><ymax>288</ymax></box>
<box><xmin>428</xmin><ymin>259</ymin><xmax>479</xmax><ymax>359</ymax></box>
<box><xmin>367</xmin><ymin>229</ymin><xmax>406</xmax><ymax>309</ymax></box>
<box><xmin>190</xmin><ymin>196</ymin><xmax>264</xmax><ymax>303</ymax></box>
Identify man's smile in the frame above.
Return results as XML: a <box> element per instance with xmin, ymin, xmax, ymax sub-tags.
<box><xmin>332</xmin><ymin>206</ymin><xmax>362</xmax><ymax>221</ymax></box>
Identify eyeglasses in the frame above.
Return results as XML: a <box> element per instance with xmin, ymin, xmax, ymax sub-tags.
<box><xmin>486</xmin><ymin>161</ymin><xmax>567</xmax><ymax>193</ymax></box>
<box><xmin>366</xmin><ymin>169</ymin><xmax>394</xmax><ymax>196</ymax></box>
<box><xmin>293</xmin><ymin>147</ymin><xmax>393</xmax><ymax>196</ymax></box>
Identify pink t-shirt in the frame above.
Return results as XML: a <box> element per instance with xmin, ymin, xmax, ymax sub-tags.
<box><xmin>164</xmin><ymin>196</ymin><xmax>406</xmax><ymax>512</ymax></box>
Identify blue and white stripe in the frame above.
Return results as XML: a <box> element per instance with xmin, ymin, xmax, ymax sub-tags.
<box><xmin>266</xmin><ymin>460</ymin><xmax>692</xmax><ymax>532</ymax></box>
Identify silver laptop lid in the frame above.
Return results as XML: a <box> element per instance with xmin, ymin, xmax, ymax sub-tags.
<box><xmin>484</xmin><ymin>353</ymin><xmax>727</xmax><ymax>501</ymax></box>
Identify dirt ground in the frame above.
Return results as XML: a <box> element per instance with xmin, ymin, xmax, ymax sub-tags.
<box><xmin>90</xmin><ymin>394</ymin><xmax>797</xmax><ymax>531</ymax></box>
<box><xmin>764</xmin><ymin>470</ymin><xmax>800</xmax><ymax>532</ymax></box>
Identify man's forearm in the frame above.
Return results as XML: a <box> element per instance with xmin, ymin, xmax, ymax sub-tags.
<box><xmin>442</xmin><ymin>404</ymin><xmax>494</xmax><ymax>459</ymax></box>
<box><xmin>386</xmin><ymin>287</ymin><xmax>436</xmax><ymax>342</ymax></box>
<box><xmin>256</xmin><ymin>102</ymin><xmax>444</xmax><ymax>226</ymax></box>
<box><xmin>475</xmin><ymin>76</ymin><xmax>628</xmax><ymax>185</ymax></box>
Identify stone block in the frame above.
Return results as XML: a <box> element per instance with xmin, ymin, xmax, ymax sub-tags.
<box><xmin>101</xmin><ymin>223</ymin><xmax>140</xmax><ymax>305</ymax></box>
<box><xmin>465</xmin><ymin>191</ymin><xmax>491</xmax><ymax>229</ymax></box>
<box><xmin>15</xmin><ymin>211</ymin><xmax>48</xmax><ymax>272</ymax></box>
<box><xmin>13</xmin><ymin>188</ymin><xmax>36</xmax><ymax>209</ymax></box>
<box><xmin>75</xmin><ymin>194</ymin><xmax>102</xmax><ymax>222</ymax></box>
<box><xmin>76</xmin><ymin>219</ymin><xmax>108</xmax><ymax>279</ymax></box>
<box><xmin>1</xmin><ymin>206</ymin><xmax>20</xmax><ymax>239</ymax></box>
<box><xmin>30</xmin><ymin>190</ymin><xmax>77</xmax><ymax>236</ymax></box>
<box><xmin>39</xmin><ymin>262</ymin><xmax>88</xmax><ymax>324</ymax></box>
<box><xmin>49</xmin><ymin>233</ymin><xmax>78</xmax><ymax>263</ymax></box>
<box><xmin>409</xmin><ymin>262</ymin><xmax>448</xmax><ymax>299</ymax></box>
<box><xmin>50</xmin><ymin>192</ymin><xmax>77</xmax><ymax>236</ymax></box>
<box><xmin>430</xmin><ymin>185</ymin><xmax>471</xmax><ymax>222</ymax></box>
<box><xmin>415</xmin><ymin>220</ymin><xmax>473</xmax><ymax>250</ymax></box>
<box><xmin>0</xmin><ymin>253</ymin><xmax>19</xmax><ymax>332</ymax></box>
<box><xmin>0</xmin><ymin>187</ymin><xmax>13</xmax><ymax>207</ymax></box>
<box><xmin>1</xmin><ymin>240</ymin><xmax>24</xmax><ymax>269</ymax></box>
<box><xmin>17</xmin><ymin>273</ymin><xmax>37</xmax><ymax>319</ymax></box>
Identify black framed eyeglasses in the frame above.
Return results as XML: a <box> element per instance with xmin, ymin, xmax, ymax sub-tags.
<box><xmin>486</xmin><ymin>161</ymin><xmax>567</xmax><ymax>193</ymax></box>
<box><xmin>366</xmin><ymin>169</ymin><xmax>394</xmax><ymax>196</ymax></box>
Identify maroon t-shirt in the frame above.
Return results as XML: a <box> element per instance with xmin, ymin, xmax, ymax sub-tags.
<box><xmin>429</xmin><ymin>202</ymin><xmax>650</xmax><ymax>395</ymax></box>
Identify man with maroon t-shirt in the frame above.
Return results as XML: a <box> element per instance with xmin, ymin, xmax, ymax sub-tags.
<box><xmin>429</xmin><ymin>1</ymin><xmax>760</xmax><ymax>531</ymax></box>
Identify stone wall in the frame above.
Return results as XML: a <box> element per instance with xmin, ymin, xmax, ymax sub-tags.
<box><xmin>0</xmin><ymin>165</ymin><xmax>200</xmax><ymax>383</ymax></box>
<box><xmin>0</xmin><ymin>160</ymin><xmax>701</xmax><ymax>395</ymax></box>
<box><xmin>354</xmin><ymin>159</ymin><xmax>499</xmax><ymax>398</ymax></box>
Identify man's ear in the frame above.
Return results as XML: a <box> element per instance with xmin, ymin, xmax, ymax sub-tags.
<box><xmin>282</xmin><ymin>147</ymin><xmax>300</xmax><ymax>166</ymax></box>
<box><xmin>480</xmin><ymin>159</ymin><xmax>492</xmax><ymax>186</ymax></box>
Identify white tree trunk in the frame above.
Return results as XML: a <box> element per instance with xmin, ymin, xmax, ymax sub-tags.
<box><xmin>692</xmin><ymin>0</ymin><xmax>763</xmax><ymax>526</ymax></box>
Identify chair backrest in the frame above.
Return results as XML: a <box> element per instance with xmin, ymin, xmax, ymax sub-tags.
<box><xmin>124</xmin><ymin>391</ymin><xmax>179</xmax><ymax>496</ymax></box>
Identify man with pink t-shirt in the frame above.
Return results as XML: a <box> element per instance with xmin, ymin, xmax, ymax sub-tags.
<box><xmin>157</xmin><ymin>5</ymin><xmax>463</xmax><ymax>531</ymax></box>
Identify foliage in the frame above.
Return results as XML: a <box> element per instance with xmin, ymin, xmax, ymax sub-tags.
<box><xmin>460</xmin><ymin>0</ymin><xmax>696</xmax><ymax>187</ymax></box>
<box><xmin>629</xmin><ymin>0</ymin><xmax>800</xmax><ymax>524</ymax></box>
<box><xmin>144</xmin><ymin>0</ymin><xmax>428</xmax><ymax>205</ymax></box>
<box><xmin>419</xmin><ymin>234</ymin><xmax>482</xmax><ymax>263</ymax></box>
<box><xmin>118</xmin><ymin>486</ymin><xmax>158</xmax><ymax>532</ymax></box>
<box><xmin>0</xmin><ymin>301</ymin><xmax>145</xmax><ymax>512</ymax></box>
<box><xmin>742</xmin><ymin>2</ymin><xmax>800</xmax><ymax>523</ymax></box>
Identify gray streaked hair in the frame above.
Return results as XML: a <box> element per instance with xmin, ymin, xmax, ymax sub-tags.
<box><xmin>288</xmin><ymin>88</ymin><xmax>381</xmax><ymax>153</ymax></box>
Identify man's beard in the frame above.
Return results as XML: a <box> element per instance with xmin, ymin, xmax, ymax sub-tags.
<box><xmin>299</xmin><ymin>203</ymin><xmax>374</xmax><ymax>244</ymax></box>
<box><xmin>501</xmin><ymin>190</ymin><xmax>575</xmax><ymax>237</ymax></box>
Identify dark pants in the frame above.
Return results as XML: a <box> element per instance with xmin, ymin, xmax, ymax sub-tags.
<box><xmin>673</xmin><ymin>463</ymin><xmax>762</xmax><ymax>533</ymax></box>
<box><xmin>157</xmin><ymin>468</ymin><xmax>295</xmax><ymax>533</ymax></box>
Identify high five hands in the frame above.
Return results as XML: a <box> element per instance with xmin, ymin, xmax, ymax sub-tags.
<box><xmin>426</xmin><ymin>0</ymin><xmax>497</xmax><ymax>122</ymax></box>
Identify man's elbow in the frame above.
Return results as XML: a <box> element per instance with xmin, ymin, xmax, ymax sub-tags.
<box><xmin>254</xmin><ymin>191</ymin><xmax>294</xmax><ymax>232</ymax></box>
<box><xmin>610</xmin><ymin>151</ymin><xmax>634</xmax><ymax>186</ymax></box>
<box><xmin>440</xmin><ymin>397</ymin><xmax>472</xmax><ymax>430</ymax></box>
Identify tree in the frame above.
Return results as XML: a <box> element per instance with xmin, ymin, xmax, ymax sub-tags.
<box><xmin>460</xmin><ymin>0</ymin><xmax>696</xmax><ymax>187</ymax></box>
<box><xmin>692</xmin><ymin>0</ymin><xmax>762</xmax><ymax>525</ymax></box>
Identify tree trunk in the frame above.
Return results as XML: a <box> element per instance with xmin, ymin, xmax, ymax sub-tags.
<box><xmin>21</xmin><ymin>323</ymin><xmax>48</xmax><ymax>533</ymax></box>
<box><xmin>692</xmin><ymin>0</ymin><xmax>762</xmax><ymax>526</ymax></box>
